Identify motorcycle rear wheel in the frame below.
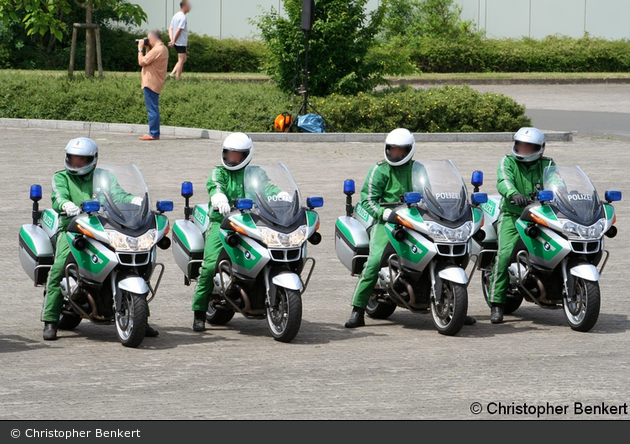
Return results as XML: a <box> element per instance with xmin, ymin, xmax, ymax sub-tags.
<box><xmin>431</xmin><ymin>281</ymin><xmax>467</xmax><ymax>336</ymax></box>
<box><xmin>563</xmin><ymin>278</ymin><xmax>600</xmax><ymax>332</ymax></box>
<box><xmin>481</xmin><ymin>270</ymin><xmax>523</xmax><ymax>314</ymax></box>
<box><xmin>366</xmin><ymin>295</ymin><xmax>396</xmax><ymax>319</ymax></box>
<box><xmin>266</xmin><ymin>287</ymin><xmax>302</xmax><ymax>343</ymax></box>
<box><xmin>115</xmin><ymin>290</ymin><xmax>148</xmax><ymax>348</ymax></box>
<box><xmin>206</xmin><ymin>304</ymin><xmax>235</xmax><ymax>325</ymax></box>
<box><xmin>57</xmin><ymin>311</ymin><xmax>82</xmax><ymax>330</ymax></box>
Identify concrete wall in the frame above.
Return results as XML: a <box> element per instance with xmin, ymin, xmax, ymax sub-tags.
<box><xmin>130</xmin><ymin>0</ymin><xmax>630</xmax><ymax>40</ymax></box>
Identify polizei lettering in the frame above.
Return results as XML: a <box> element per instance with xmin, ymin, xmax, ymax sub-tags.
<box><xmin>435</xmin><ymin>192</ymin><xmax>460</xmax><ymax>200</ymax></box>
<box><xmin>567</xmin><ymin>193</ymin><xmax>593</xmax><ymax>201</ymax></box>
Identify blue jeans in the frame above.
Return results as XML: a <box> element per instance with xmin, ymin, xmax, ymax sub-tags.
<box><xmin>143</xmin><ymin>87</ymin><xmax>160</xmax><ymax>138</ymax></box>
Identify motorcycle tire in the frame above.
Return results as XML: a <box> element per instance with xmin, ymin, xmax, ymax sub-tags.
<box><xmin>563</xmin><ymin>278</ymin><xmax>600</xmax><ymax>332</ymax></box>
<box><xmin>206</xmin><ymin>305</ymin><xmax>235</xmax><ymax>325</ymax></box>
<box><xmin>115</xmin><ymin>290</ymin><xmax>148</xmax><ymax>348</ymax></box>
<box><xmin>431</xmin><ymin>281</ymin><xmax>467</xmax><ymax>336</ymax></box>
<box><xmin>366</xmin><ymin>296</ymin><xmax>396</xmax><ymax>319</ymax></box>
<box><xmin>266</xmin><ymin>287</ymin><xmax>302</xmax><ymax>343</ymax></box>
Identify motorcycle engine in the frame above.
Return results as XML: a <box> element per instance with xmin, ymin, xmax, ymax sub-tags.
<box><xmin>508</xmin><ymin>262</ymin><xmax>529</xmax><ymax>285</ymax></box>
<box><xmin>60</xmin><ymin>276</ymin><xmax>78</xmax><ymax>298</ymax></box>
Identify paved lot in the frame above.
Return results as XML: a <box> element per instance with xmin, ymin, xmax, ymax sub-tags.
<box><xmin>0</xmin><ymin>127</ymin><xmax>629</xmax><ymax>420</ymax></box>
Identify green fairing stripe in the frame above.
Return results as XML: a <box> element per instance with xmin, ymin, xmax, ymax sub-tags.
<box><xmin>156</xmin><ymin>214</ymin><xmax>168</xmax><ymax>231</ymax></box>
<box><xmin>604</xmin><ymin>204</ymin><xmax>614</xmax><ymax>221</ymax></box>
<box><xmin>67</xmin><ymin>233</ymin><xmax>110</xmax><ymax>274</ymax></box>
<box><xmin>232</xmin><ymin>213</ymin><xmax>257</xmax><ymax>230</ymax></box>
<box><xmin>20</xmin><ymin>226</ymin><xmax>37</xmax><ymax>254</ymax></box>
<box><xmin>173</xmin><ymin>222</ymin><xmax>191</xmax><ymax>250</ymax></box>
<box><xmin>81</xmin><ymin>215</ymin><xmax>104</xmax><ymax>232</ymax></box>
<box><xmin>532</xmin><ymin>205</ymin><xmax>558</xmax><ymax>222</ymax></box>
<box><xmin>516</xmin><ymin>220</ymin><xmax>562</xmax><ymax>261</ymax></box>
<box><xmin>385</xmin><ymin>224</ymin><xmax>429</xmax><ymax>264</ymax></box>
<box><xmin>399</xmin><ymin>207</ymin><xmax>424</xmax><ymax>223</ymax></box>
<box><xmin>472</xmin><ymin>207</ymin><xmax>482</xmax><ymax>224</ymax></box>
<box><xmin>220</xmin><ymin>230</ymin><xmax>262</xmax><ymax>269</ymax></box>
<box><xmin>307</xmin><ymin>211</ymin><xmax>318</xmax><ymax>227</ymax></box>
<box><xmin>336</xmin><ymin>219</ymin><xmax>355</xmax><ymax>245</ymax></box>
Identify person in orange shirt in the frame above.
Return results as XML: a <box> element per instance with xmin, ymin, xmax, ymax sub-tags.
<box><xmin>137</xmin><ymin>30</ymin><xmax>169</xmax><ymax>141</ymax></box>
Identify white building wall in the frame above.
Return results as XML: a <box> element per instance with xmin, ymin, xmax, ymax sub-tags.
<box><xmin>129</xmin><ymin>0</ymin><xmax>630</xmax><ymax>40</ymax></box>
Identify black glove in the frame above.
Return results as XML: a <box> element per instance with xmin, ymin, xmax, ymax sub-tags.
<box><xmin>510</xmin><ymin>193</ymin><xmax>529</xmax><ymax>207</ymax></box>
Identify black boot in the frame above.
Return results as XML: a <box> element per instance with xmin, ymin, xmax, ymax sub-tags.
<box><xmin>193</xmin><ymin>310</ymin><xmax>206</xmax><ymax>332</ymax></box>
<box><xmin>490</xmin><ymin>304</ymin><xmax>504</xmax><ymax>324</ymax></box>
<box><xmin>145</xmin><ymin>324</ymin><xmax>159</xmax><ymax>337</ymax></box>
<box><xmin>464</xmin><ymin>315</ymin><xmax>476</xmax><ymax>325</ymax></box>
<box><xmin>43</xmin><ymin>322</ymin><xmax>58</xmax><ymax>341</ymax></box>
<box><xmin>344</xmin><ymin>306</ymin><xmax>365</xmax><ymax>329</ymax></box>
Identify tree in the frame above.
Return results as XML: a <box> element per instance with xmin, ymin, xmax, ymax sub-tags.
<box><xmin>381</xmin><ymin>0</ymin><xmax>479</xmax><ymax>41</ymax></box>
<box><xmin>255</xmin><ymin>0</ymin><xmax>386</xmax><ymax>96</ymax></box>
<box><xmin>0</xmin><ymin>0</ymin><xmax>146</xmax><ymax>76</ymax></box>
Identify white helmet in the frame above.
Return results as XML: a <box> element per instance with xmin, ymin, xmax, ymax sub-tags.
<box><xmin>221</xmin><ymin>132</ymin><xmax>254</xmax><ymax>171</ymax></box>
<box><xmin>384</xmin><ymin>128</ymin><xmax>416</xmax><ymax>167</ymax></box>
<box><xmin>512</xmin><ymin>127</ymin><xmax>545</xmax><ymax>163</ymax></box>
<box><xmin>65</xmin><ymin>137</ymin><xmax>98</xmax><ymax>176</ymax></box>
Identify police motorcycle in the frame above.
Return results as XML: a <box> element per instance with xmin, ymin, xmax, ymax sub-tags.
<box><xmin>172</xmin><ymin>163</ymin><xmax>323</xmax><ymax>343</ymax></box>
<box><xmin>19</xmin><ymin>164</ymin><xmax>173</xmax><ymax>347</ymax></box>
<box><xmin>335</xmin><ymin>160</ymin><xmax>487</xmax><ymax>336</ymax></box>
<box><xmin>471</xmin><ymin>165</ymin><xmax>621</xmax><ymax>332</ymax></box>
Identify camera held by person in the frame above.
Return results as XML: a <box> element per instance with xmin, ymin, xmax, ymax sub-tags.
<box><xmin>135</xmin><ymin>38</ymin><xmax>150</xmax><ymax>46</ymax></box>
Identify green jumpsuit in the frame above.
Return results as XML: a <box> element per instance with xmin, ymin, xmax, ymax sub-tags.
<box><xmin>191</xmin><ymin>166</ymin><xmax>282</xmax><ymax>312</ymax></box>
<box><xmin>488</xmin><ymin>155</ymin><xmax>555</xmax><ymax>305</ymax></box>
<box><xmin>351</xmin><ymin>160</ymin><xmax>415</xmax><ymax>309</ymax></box>
<box><xmin>192</xmin><ymin>166</ymin><xmax>246</xmax><ymax>312</ymax></box>
<box><xmin>41</xmin><ymin>168</ymin><xmax>135</xmax><ymax>322</ymax></box>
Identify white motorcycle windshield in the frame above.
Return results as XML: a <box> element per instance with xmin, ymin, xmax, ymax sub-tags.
<box><xmin>412</xmin><ymin>160</ymin><xmax>469</xmax><ymax>222</ymax></box>
<box><xmin>244</xmin><ymin>164</ymin><xmax>303</xmax><ymax>227</ymax></box>
<box><xmin>544</xmin><ymin>165</ymin><xmax>601</xmax><ymax>225</ymax></box>
<box><xmin>92</xmin><ymin>164</ymin><xmax>152</xmax><ymax>229</ymax></box>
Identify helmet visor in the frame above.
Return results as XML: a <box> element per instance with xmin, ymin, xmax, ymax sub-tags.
<box><xmin>385</xmin><ymin>144</ymin><xmax>413</xmax><ymax>163</ymax></box>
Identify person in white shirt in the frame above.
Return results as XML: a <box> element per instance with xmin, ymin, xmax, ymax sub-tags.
<box><xmin>168</xmin><ymin>0</ymin><xmax>191</xmax><ymax>80</ymax></box>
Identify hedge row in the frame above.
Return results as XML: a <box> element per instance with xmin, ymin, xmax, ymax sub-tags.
<box><xmin>401</xmin><ymin>35</ymin><xmax>630</xmax><ymax>73</ymax></box>
<box><xmin>0</xmin><ymin>73</ymin><xmax>530</xmax><ymax>133</ymax></box>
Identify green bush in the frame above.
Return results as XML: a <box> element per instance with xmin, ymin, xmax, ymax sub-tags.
<box><xmin>312</xmin><ymin>85</ymin><xmax>531</xmax><ymax>132</ymax></box>
<box><xmin>0</xmin><ymin>73</ymin><xmax>530</xmax><ymax>133</ymax></box>
<box><xmin>396</xmin><ymin>34</ymin><xmax>630</xmax><ymax>73</ymax></box>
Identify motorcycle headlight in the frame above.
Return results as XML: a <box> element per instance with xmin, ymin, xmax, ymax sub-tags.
<box><xmin>561</xmin><ymin>218</ymin><xmax>605</xmax><ymax>240</ymax></box>
<box><xmin>107</xmin><ymin>229</ymin><xmax>157</xmax><ymax>251</ymax></box>
<box><xmin>259</xmin><ymin>225</ymin><xmax>307</xmax><ymax>247</ymax></box>
<box><xmin>425</xmin><ymin>221</ymin><xmax>472</xmax><ymax>242</ymax></box>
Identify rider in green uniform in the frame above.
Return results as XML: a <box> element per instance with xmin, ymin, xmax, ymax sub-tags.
<box><xmin>191</xmin><ymin>133</ymin><xmax>255</xmax><ymax>331</ymax></box>
<box><xmin>41</xmin><ymin>138</ymin><xmax>157</xmax><ymax>340</ymax></box>
<box><xmin>488</xmin><ymin>127</ymin><xmax>556</xmax><ymax>324</ymax></box>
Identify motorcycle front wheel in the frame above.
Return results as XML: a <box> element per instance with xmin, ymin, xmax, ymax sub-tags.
<box><xmin>563</xmin><ymin>278</ymin><xmax>600</xmax><ymax>332</ymax></box>
<box><xmin>115</xmin><ymin>290</ymin><xmax>148</xmax><ymax>348</ymax></box>
<box><xmin>431</xmin><ymin>281</ymin><xmax>467</xmax><ymax>336</ymax></box>
<box><xmin>266</xmin><ymin>287</ymin><xmax>302</xmax><ymax>343</ymax></box>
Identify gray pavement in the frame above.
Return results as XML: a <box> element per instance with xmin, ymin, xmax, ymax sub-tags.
<box><xmin>0</xmin><ymin>127</ymin><xmax>629</xmax><ymax>420</ymax></box>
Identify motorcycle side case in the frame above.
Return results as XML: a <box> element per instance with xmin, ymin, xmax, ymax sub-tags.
<box><xmin>172</xmin><ymin>219</ymin><xmax>205</xmax><ymax>280</ymax></box>
<box><xmin>19</xmin><ymin>224</ymin><xmax>54</xmax><ymax>286</ymax></box>
<box><xmin>335</xmin><ymin>216</ymin><xmax>370</xmax><ymax>275</ymax></box>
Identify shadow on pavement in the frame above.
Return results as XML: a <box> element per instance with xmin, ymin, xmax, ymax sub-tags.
<box><xmin>0</xmin><ymin>334</ymin><xmax>50</xmax><ymax>353</ymax></box>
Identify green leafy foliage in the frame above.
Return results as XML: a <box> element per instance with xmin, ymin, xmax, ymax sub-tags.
<box><xmin>255</xmin><ymin>0</ymin><xmax>387</xmax><ymax>96</ymax></box>
<box><xmin>0</xmin><ymin>72</ymin><xmax>531</xmax><ymax>133</ymax></box>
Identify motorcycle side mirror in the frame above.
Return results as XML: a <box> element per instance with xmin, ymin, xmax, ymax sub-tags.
<box><xmin>471</xmin><ymin>192</ymin><xmax>488</xmax><ymax>205</ymax></box>
<box><xmin>181</xmin><ymin>181</ymin><xmax>193</xmax><ymax>198</ymax></box>
<box><xmin>471</xmin><ymin>171</ymin><xmax>484</xmax><ymax>188</ymax></box>
<box><xmin>343</xmin><ymin>179</ymin><xmax>355</xmax><ymax>196</ymax></box>
<box><xmin>81</xmin><ymin>200</ymin><xmax>101</xmax><ymax>214</ymax></box>
<box><xmin>605</xmin><ymin>190</ymin><xmax>622</xmax><ymax>202</ymax></box>
<box><xmin>307</xmin><ymin>196</ymin><xmax>324</xmax><ymax>209</ymax></box>
<box><xmin>30</xmin><ymin>184</ymin><xmax>42</xmax><ymax>202</ymax></box>
<box><xmin>157</xmin><ymin>200</ymin><xmax>174</xmax><ymax>213</ymax></box>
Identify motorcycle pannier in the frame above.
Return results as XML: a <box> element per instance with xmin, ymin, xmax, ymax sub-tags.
<box><xmin>19</xmin><ymin>224</ymin><xmax>54</xmax><ymax>286</ymax></box>
<box><xmin>335</xmin><ymin>216</ymin><xmax>370</xmax><ymax>275</ymax></box>
<box><xmin>172</xmin><ymin>220</ymin><xmax>205</xmax><ymax>281</ymax></box>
